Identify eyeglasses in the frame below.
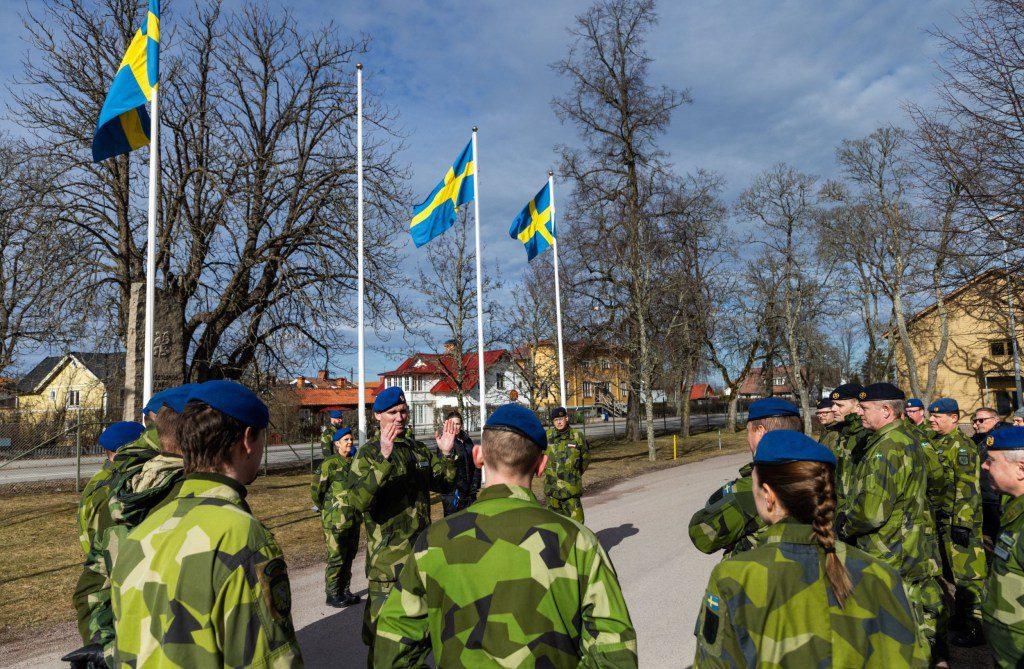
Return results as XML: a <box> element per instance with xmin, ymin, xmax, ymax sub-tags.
<box><xmin>972</xmin><ymin>416</ymin><xmax>997</xmax><ymax>424</ymax></box>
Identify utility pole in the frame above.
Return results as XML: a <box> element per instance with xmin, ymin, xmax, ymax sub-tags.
<box><xmin>1004</xmin><ymin>239</ymin><xmax>1024</xmax><ymax>408</ymax></box>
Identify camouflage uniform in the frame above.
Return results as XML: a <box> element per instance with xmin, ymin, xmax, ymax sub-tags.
<box><xmin>374</xmin><ymin>483</ymin><xmax>638</xmax><ymax>668</ymax></box>
<box><xmin>838</xmin><ymin>420</ymin><xmax>945</xmax><ymax>647</ymax></box>
<box><xmin>983</xmin><ymin>492</ymin><xmax>1024</xmax><ymax>667</ymax></box>
<box><xmin>688</xmin><ymin>462</ymin><xmax>766</xmax><ymax>558</ymax></box>
<box><xmin>694</xmin><ymin>519</ymin><xmax>930</xmax><ymax>667</ymax></box>
<box><xmin>934</xmin><ymin>429</ymin><xmax>986</xmax><ymax>621</ymax></box>
<box><xmin>84</xmin><ymin>451</ymin><xmax>185</xmax><ymax>663</ymax></box>
<box><xmin>821</xmin><ymin>413</ymin><xmax>867</xmax><ymax>504</ymax></box>
<box><xmin>71</xmin><ymin>427</ymin><xmax>161</xmax><ymax>646</ymax></box>
<box><xmin>543</xmin><ymin>426</ymin><xmax>591</xmax><ymax>523</ymax></box>
<box><xmin>320</xmin><ymin>424</ymin><xmax>336</xmax><ymax>460</ymax></box>
<box><xmin>311</xmin><ymin>452</ymin><xmax>360</xmax><ymax>597</ymax></box>
<box><xmin>345</xmin><ymin>430</ymin><xmax>456</xmax><ymax>660</ymax></box>
<box><xmin>111</xmin><ymin>473</ymin><xmax>302</xmax><ymax>667</ymax></box>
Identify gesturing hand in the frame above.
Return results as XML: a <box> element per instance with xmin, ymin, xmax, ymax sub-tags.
<box><xmin>435</xmin><ymin>418</ymin><xmax>458</xmax><ymax>457</ymax></box>
<box><xmin>380</xmin><ymin>421</ymin><xmax>402</xmax><ymax>460</ymax></box>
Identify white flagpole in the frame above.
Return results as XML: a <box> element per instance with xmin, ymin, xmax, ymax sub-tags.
<box><xmin>142</xmin><ymin>86</ymin><xmax>159</xmax><ymax>406</ymax></box>
<box><xmin>356</xmin><ymin>64</ymin><xmax>366</xmax><ymax>448</ymax></box>
<box><xmin>549</xmin><ymin>171</ymin><xmax>567</xmax><ymax>409</ymax></box>
<box><xmin>471</xmin><ymin>128</ymin><xmax>487</xmax><ymax>430</ymax></box>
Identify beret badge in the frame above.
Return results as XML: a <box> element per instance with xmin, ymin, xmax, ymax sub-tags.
<box><xmin>858</xmin><ymin>391</ymin><xmax>867</xmax><ymax>400</ymax></box>
<box><xmin>987</xmin><ymin>435</ymin><xmax>995</xmax><ymax>447</ymax></box>
<box><xmin>831</xmin><ymin>392</ymin><xmax>839</xmax><ymax>400</ymax></box>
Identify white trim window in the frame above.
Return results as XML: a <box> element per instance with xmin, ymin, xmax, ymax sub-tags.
<box><xmin>67</xmin><ymin>390</ymin><xmax>81</xmax><ymax>407</ymax></box>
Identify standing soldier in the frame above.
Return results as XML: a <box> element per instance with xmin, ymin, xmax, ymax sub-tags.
<box><xmin>111</xmin><ymin>380</ymin><xmax>303</xmax><ymax>667</ymax></box>
<box><xmin>817</xmin><ymin>383</ymin><xmax>866</xmax><ymax>502</ymax></box>
<box><xmin>928</xmin><ymin>398</ymin><xmax>986</xmax><ymax>648</ymax></box>
<box><xmin>345</xmin><ymin>386</ymin><xmax>457</xmax><ymax>664</ymax></box>
<box><xmin>980</xmin><ymin>426</ymin><xmax>1024</xmax><ymax>667</ymax></box>
<box><xmin>837</xmin><ymin>383</ymin><xmax>945</xmax><ymax>663</ymax></box>
<box><xmin>688</xmin><ymin>398</ymin><xmax>800</xmax><ymax>558</ymax></box>
<box><xmin>972</xmin><ymin>406</ymin><xmax>1008</xmax><ymax>550</ymax></box>
<box><xmin>70</xmin><ymin>422</ymin><xmax>144</xmax><ymax>643</ymax></box>
<box><xmin>374</xmin><ymin>404</ymin><xmax>637</xmax><ymax>667</ymax></box>
<box><xmin>905</xmin><ymin>397</ymin><xmax>928</xmax><ymax>432</ymax></box>
<box><xmin>694</xmin><ymin>430</ymin><xmax>929</xmax><ymax>667</ymax></box>
<box><xmin>544</xmin><ymin>406</ymin><xmax>591</xmax><ymax>523</ymax></box>
<box><xmin>814</xmin><ymin>398</ymin><xmax>836</xmax><ymax>430</ymax></box>
<box><xmin>311</xmin><ymin>426</ymin><xmax>360</xmax><ymax>608</ymax></box>
<box><xmin>438</xmin><ymin>411</ymin><xmax>481</xmax><ymax>516</ymax></box>
<box><xmin>321</xmin><ymin>409</ymin><xmax>346</xmax><ymax>459</ymax></box>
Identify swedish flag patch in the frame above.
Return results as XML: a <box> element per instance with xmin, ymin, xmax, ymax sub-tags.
<box><xmin>706</xmin><ymin>593</ymin><xmax>719</xmax><ymax>612</ymax></box>
<box><xmin>722</xmin><ymin>482</ymin><xmax>733</xmax><ymax>494</ymax></box>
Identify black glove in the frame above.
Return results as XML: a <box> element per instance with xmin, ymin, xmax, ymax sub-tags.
<box><xmin>61</xmin><ymin>644</ymin><xmax>107</xmax><ymax>669</ymax></box>
<box><xmin>951</xmin><ymin>525</ymin><xmax>971</xmax><ymax>548</ymax></box>
<box><xmin>834</xmin><ymin>513</ymin><xmax>848</xmax><ymax>542</ymax></box>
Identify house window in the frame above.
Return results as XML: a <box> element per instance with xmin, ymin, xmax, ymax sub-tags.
<box><xmin>49</xmin><ymin>390</ymin><xmax>56</xmax><ymax>401</ymax></box>
<box><xmin>583</xmin><ymin>381</ymin><xmax>595</xmax><ymax>397</ymax></box>
<box><xmin>600</xmin><ymin>359</ymin><xmax>611</xmax><ymax>370</ymax></box>
<box><xmin>582</xmin><ymin>360</ymin><xmax>591</xmax><ymax>371</ymax></box>
<box><xmin>991</xmin><ymin>339</ymin><xmax>1013</xmax><ymax>357</ymax></box>
<box><xmin>496</xmin><ymin>373</ymin><xmax>505</xmax><ymax>390</ymax></box>
<box><xmin>67</xmin><ymin>390</ymin><xmax>81</xmax><ymax>407</ymax></box>
<box><xmin>772</xmin><ymin>376</ymin><xmax>787</xmax><ymax>387</ymax></box>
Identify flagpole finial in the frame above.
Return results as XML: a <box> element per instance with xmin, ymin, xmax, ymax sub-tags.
<box><xmin>472</xmin><ymin>126</ymin><xmax>478</xmax><ymax>133</ymax></box>
<box><xmin>548</xmin><ymin>170</ymin><xmax>554</xmax><ymax>177</ymax></box>
<box><xmin>357</xmin><ymin>63</ymin><xmax>363</xmax><ymax>70</ymax></box>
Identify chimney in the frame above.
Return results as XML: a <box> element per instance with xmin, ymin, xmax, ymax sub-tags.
<box><xmin>317</xmin><ymin>369</ymin><xmax>328</xmax><ymax>381</ymax></box>
<box><xmin>296</xmin><ymin>376</ymin><xmax>306</xmax><ymax>388</ymax></box>
<box><xmin>444</xmin><ymin>339</ymin><xmax>457</xmax><ymax>355</ymax></box>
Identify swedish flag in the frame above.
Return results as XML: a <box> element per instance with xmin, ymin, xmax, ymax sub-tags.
<box><xmin>509</xmin><ymin>181</ymin><xmax>555</xmax><ymax>261</ymax></box>
<box><xmin>92</xmin><ymin>0</ymin><xmax>160</xmax><ymax>163</ymax></box>
<box><xmin>410</xmin><ymin>139</ymin><xmax>475</xmax><ymax>247</ymax></box>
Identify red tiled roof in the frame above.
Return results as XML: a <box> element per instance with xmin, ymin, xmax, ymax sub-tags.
<box><xmin>295</xmin><ymin>383</ymin><xmax>380</xmax><ymax>410</ymax></box>
<box><xmin>689</xmin><ymin>383</ymin><xmax>714</xmax><ymax>400</ymax></box>
<box><xmin>429</xmin><ymin>350</ymin><xmax>507</xmax><ymax>393</ymax></box>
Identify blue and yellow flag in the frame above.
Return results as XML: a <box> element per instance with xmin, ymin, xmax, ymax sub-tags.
<box><xmin>509</xmin><ymin>181</ymin><xmax>555</xmax><ymax>261</ymax></box>
<box><xmin>92</xmin><ymin>0</ymin><xmax>160</xmax><ymax>162</ymax></box>
<box><xmin>410</xmin><ymin>139</ymin><xmax>475</xmax><ymax>247</ymax></box>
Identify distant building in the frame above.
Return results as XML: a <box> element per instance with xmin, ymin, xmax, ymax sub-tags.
<box><xmin>15</xmin><ymin>352</ymin><xmax>125</xmax><ymax>419</ymax></box>
<box><xmin>737</xmin><ymin>366</ymin><xmax>801</xmax><ymax>399</ymax></box>
<box><xmin>689</xmin><ymin>383</ymin><xmax>716</xmax><ymax>402</ymax></box>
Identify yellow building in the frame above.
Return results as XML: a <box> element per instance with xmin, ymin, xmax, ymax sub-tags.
<box><xmin>895</xmin><ymin>269</ymin><xmax>1024</xmax><ymax>416</ymax></box>
<box><xmin>518</xmin><ymin>341</ymin><xmax>629</xmax><ymax>415</ymax></box>
<box><xmin>15</xmin><ymin>352</ymin><xmax>124</xmax><ymax>419</ymax></box>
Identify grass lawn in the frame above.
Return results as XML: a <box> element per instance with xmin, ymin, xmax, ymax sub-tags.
<box><xmin>0</xmin><ymin>426</ymin><xmax>747</xmax><ymax>644</ymax></box>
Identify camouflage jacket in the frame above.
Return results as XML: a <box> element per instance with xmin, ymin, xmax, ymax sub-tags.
<box><xmin>934</xmin><ymin>429</ymin><xmax>986</xmax><ymax>583</ymax></box>
<box><xmin>77</xmin><ymin>460</ymin><xmax>115</xmax><ymax>556</ymax></box>
<box><xmin>310</xmin><ymin>453</ymin><xmax>348</xmax><ymax>509</ymax></box>
<box><xmin>84</xmin><ymin>452</ymin><xmax>185</xmax><ymax>659</ymax></box>
<box><xmin>838</xmin><ymin>420</ymin><xmax>942</xmax><ymax>585</ymax></box>
<box><xmin>544</xmin><ymin>426</ymin><xmax>591</xmax><ymax>500</ymax></box>
<box><xmin>694</xmin><ymin>519</ymin><xmax>930</xmax><ymax>668</ymax></box>
<box><xmin>111</xmin><ymin>473</ymin><xmax>302</xmax><ymax>668</ymax></box>
<box><xmin>374</xmin><ymin>483</ymin><xmax>638</xmax><ymax>668</ymax></box>
<box><xmin>320</xmin><ymin>454</ymin><xmax>359</xmax><ymax>534</ymax></box>
<box><xmin>345</xmin><ymin>431</ymin><xmax>456</xmax><ymax>583</ymax></box>
<box><xmin>688</xmin><ymin>462</ymin><xmax>766</xmax><ymax>558</ymax></box>
<box><xmin>832</xmin><ymin>413</ymin><xmax>868</xmax><ymax>504</ymax></box>
<box><xmin>983</xmin><ymin>493</ymin><xmax>1024</xmax><ymax>667</ymax></box>
<box><xmin>906</xmin><ymin>419</ymin><xmax>953</xmax><ymax>522</ymax></box>
<box><xmin>320</xmin><ymin>424</ymin><xmax>335</xmax><ymax>459</ymax></box>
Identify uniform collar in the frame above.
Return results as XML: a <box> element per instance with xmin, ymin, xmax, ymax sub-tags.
<box><xmin>476</xmin><ymin>483</ymin><xmax>538</xmax><ymax>504</ymax></box>
<box><xmin>870</xmin><ymin>419</ymin><xmax>901</xmax><ymax>438</ymax></box>
<box><xmin>180</xmin><ymin>472</ymin><xmax>249</xmax><ymax>502</ymax></box>
<box><xmin>739</xmin><ymin>461</ymin><xmax>754</xmax><ymax>476</ymax></box>
<box><xmin>762</xmin><ymin>518</ymin><xmax>816</xmax><ymax>545</ymax></box>
<box><xmin>1003</xmin><ymin>493</ymin><xmax>1024</xmax><ymax>526</ymax></box>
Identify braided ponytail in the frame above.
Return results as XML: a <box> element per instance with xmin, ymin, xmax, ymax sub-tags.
<box><xmin>755</xmin><ymin>460</ymin><xmax>854</xmax><ymax>608</ymax></box>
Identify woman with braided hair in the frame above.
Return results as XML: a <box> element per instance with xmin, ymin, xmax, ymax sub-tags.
<box><xmin>693</xmin><ymin>430</ymin><xmax>930</xmax><ymax>667</ymax></box>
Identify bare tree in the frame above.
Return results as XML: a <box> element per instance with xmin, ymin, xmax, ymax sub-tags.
<box><xmin>554</xmin><ymin>0</ymin><xmax>689</xmax><ymax>460</ymax></box>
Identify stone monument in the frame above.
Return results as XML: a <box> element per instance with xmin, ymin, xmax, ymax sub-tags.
<box><xmin>122</xmin><ymin>281</ymin><xmax>185</xmax><ymax>420</ymax></box>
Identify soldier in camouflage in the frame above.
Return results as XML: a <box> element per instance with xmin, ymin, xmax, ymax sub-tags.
<box><xmin>928</xmin><ymin>397</ymin><xmax>986</xmax><ymax>648</ymax></box>
<box><xmin>695</xmin><ymin>430</ymin><xmax>930</xmax><ymax>667</ymax></box>
<box><xmin>70</xmin><ymin>422</ymin><xmax>144</xmax><ymax>643</ymax></box>
<box><xmin>311</xmin><ymin>426</ymin><xmax>360</xmax><ymax>607</ymax></box>
<box><xmin>543</xmin><ymin>406</ymin><xmax>591</xmax><ymax>522</ymax></box>
<box><xmin>688</xmin><ymin>398</ymin><xmax>801</xmax><ymax>558</ymax></box>
<box><xmin>837</xmin><ymin>383</ymin><xmax>946</xmax><ymax>663</ymax></box>
<box><xmin>813</xmin><ymin>397</ymin><xmax>836</xmax><ymax>430</ymax></box>
<box><xmin>903</xmin><ymin>399</ymin><xmax>953</xmax><ymax>572</ymax></box>
<box><xmin>375</xmin><ymin>403</ymin><xmax>637</xmax><ymax>668</ymax></box>
<box><xmin>320</xmin><ymin>409</ymin><xmax>346</xmax><ymax>459</ymax></box>
<box><xmin>980</xmin><ymin>426</ymin><xmax>1024</xmax><ymax>667</ymax></box>
<box><xmin>345</xmin><ymin>386</ymin><xmax>456</xmax><ymax>665</ymax></box>
<box><xmin>111</xmin><ymin>380</ymin><xmax>302</xmax><ymax>668</ymax></box>
<box><xmin>817</xmin><ymin>383</ymin><xmax>867</xmax><ymax>503</ymax></box>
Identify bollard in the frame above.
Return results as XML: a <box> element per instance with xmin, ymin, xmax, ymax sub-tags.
<box><xmin>718</xmin><ymin>429</ymin><xmax>722</xmax><ymax>451</ymax></box>
<box><xmin>673</xmin><ymin>434</ymin><xmax>677</xmax><ymax>460</ymax></box>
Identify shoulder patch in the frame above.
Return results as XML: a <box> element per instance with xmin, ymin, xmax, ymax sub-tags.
<box><xmin>722</xmin><ymin>482</ymin><xmax>733</xmax><ymax>495</ymax></box>
<box><xmin>706</xmin><ymin>593</ymin><xmax>719</xmax><ymax>612</ymax></box>
<box><xmin>257</xmin><ymin>557</ymin><xmax>292</xmax><ymax>624</ymax></box>
<box><xmin>702</xmin><ymin>600</ymin><xmax>720</xmax><ymax>644</ymax></box>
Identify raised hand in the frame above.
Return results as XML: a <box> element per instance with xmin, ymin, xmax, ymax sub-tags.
<box><xmin>380</xmin><ymin>421</ymin><xmax>401</xmax><ymax>460</ymax></box>
<box><xmin>435</xmin><ymin>418</ymin><xmax>458</xmax><ymax>456</ymax></box>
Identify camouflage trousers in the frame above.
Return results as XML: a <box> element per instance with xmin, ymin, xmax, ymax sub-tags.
<box><xmin>323</xmin><ymin>525</ymin><xmax>359</xmax><ymax>596</ymax></box>
<box><xmin>71</xmin><ymin>565</ymin><xmax>104</xmax><ymax>643</ymax></box>
<box><xmin>363</xmin><ymin>579</ymin><xmax>394</xmax><ymax>667</ymax></box>
<box><xmin>906</xmin><ymin>576</ymin><xmax>949</xmax><ymax>654</ymax></box>
<box><xmin>547</xmin><ymin>495</ymin><xmax>584</xmax><ymax>523</ymax></box>
<box><xmin>951</xmin><ymin>544</ymin><xmax>986</xmax><ymax>621</ymax></box>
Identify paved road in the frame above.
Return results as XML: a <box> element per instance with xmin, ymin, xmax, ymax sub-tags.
<box><xmin>0</xmin><ymin>414</ymin><xmax>726</xmax><ymax>485</ymax></box>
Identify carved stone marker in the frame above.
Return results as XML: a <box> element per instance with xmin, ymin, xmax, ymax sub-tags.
<box><xmin>122</xmin><ymin>282</ymin><xmax>184</xmax><ymax>420</ymax></box>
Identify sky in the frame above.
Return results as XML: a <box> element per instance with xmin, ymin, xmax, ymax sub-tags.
<box><xmin>0</xmin><ymin>0</ymin><xmax>969</xmax><ymax>380</ymax></box>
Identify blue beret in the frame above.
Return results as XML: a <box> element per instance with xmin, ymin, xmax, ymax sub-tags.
<box><xmin>161</xmin><ymin>384</ymin><xmax>197</xmax><ymax>413</ymax></box>
<box><xmin>906</xmin><ymin>398</ymin><xmax>924</xmax><ymax>409</ymax></box>
<box><xmin>98</xmin><ymin>421</ymin><xmax>146</xmax><ymax>452</ymax></box>
<box><xmin>860</xmin><ymin>383</ymin><xmax>904</xmax><ymax>402</ymax></box>
<box><xmin>143</xmin><ymin>387</ymin><xmax>174</xmax><ymax>415</ymax></box>
<box><xmin>373</xmin><ymin>386</ymin><xmax>407</xmax><ymax>412</ymax></box>
<box><xmin>928</xmin><ymin>398</ymin><xmax>959</xmax><ymax>414</ymax></box>
<box><xmin>485</xmin><ymin>404</ymin><xmax>547</xmax><ymax>450</ymax></box>
<box><xmin>754</xmin><ymin>430</ymin><xmax>837</xmax><ymax>466</ymax></box>
<box><xmin>988</xmin><ymin>427</ymin><xmax>1024</xmax><ymax>450</ymax></box>
<box><xmin>747</xmin><ymin>398</ymin><xmax>799</xmax><ymax>421</ymax></box>
<box><xmin>332</xmin><ymin>427</ymin><xmax>352</xmax><ymax>442</ymax></box>
<box><xmin>186</xmin><ymin>380</ymin><xmax>270</xmax><ymax>429</ymax></box>
<box><xmin>328</xmin><ymin>410</ymin><xmax>344</xmax><ymax>419</ymax></box>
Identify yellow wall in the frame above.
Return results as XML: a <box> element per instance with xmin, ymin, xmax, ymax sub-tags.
<box><xmin>18</xmin><ymin>357</ymin><xmax>111</xmax><ymax>414</ymax></box>
<box><xmin>896</xmin><ymin>272</ymin><xmax>1024</xmax><ymax>416</ymax></box>
<box><xmin>520</xmin><ymin>343</ymin><xmax>630</xmax><ymax>410</ymax></box>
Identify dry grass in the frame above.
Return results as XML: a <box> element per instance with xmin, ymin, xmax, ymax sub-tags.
<box><xmin>0</xmin><ymin>427</ymin><xmax>747</xmax><ymax>644</ymax></box>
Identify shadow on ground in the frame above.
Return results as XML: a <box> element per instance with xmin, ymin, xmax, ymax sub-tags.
<box><xmin>596</xmin><ymin>523</ymin><xmax>639</xmax><ymax>554</ymax></box>
<box><xmin>296</xmin><ymin>591</ymin><xmax>367</xmax><ymax>668</ymax></box>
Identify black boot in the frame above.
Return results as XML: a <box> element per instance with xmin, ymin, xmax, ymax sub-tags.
<box><xmin>340</xmin><ymin>588</ymin><xmax>361</xmax><ymax>606</ymax></box>
<box><xmin>325</xmin><ymin>591</ymin><xmax>346</xmax><ymax>608</ymax></box>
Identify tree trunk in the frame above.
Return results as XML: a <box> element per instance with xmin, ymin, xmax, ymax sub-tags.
<box><xmin>727</xmin><ymin>396</ymin><xmax>739</xmax><ymax>431</ymax></box>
